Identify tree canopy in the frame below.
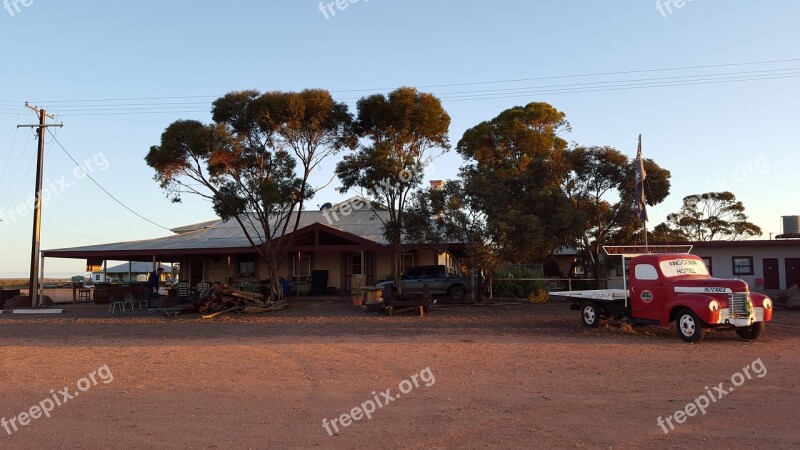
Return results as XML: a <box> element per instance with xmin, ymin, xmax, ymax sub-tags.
<box><xmin>660</xmin><ymin>191</ymin><xmax>762</xmax><ymax>241</ymax></box>
<box><xmin>562</xmin><ymin>146</ymin><xmax>671</xmax><ymax>285</ymax></box>
<box><xmin>456</xmin><ymin>102</ymin><xmax>585</xmax><ymax>263</ymax></box>
<box><xmin>146</xmin><ymin>89</ymin><xmax>355</xmax><ymax>299</ymax></box>
<box><xmin>335</xmin><ymin>87</ymin><xmax>451</xmax><ymax>292</ymax></box>
<box><xmin>403</xmin><ymin>180</ymin><xmax>496</xmax><ymax>300</ymax></box>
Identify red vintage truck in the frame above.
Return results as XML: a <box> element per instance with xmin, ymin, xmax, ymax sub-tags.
<box><xmin>552</xmin><ymin>248</ymin><xmax>774</xmax><ymax>342</ymax></box>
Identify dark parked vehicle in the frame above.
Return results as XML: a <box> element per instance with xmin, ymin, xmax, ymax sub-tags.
<box><xmin>376</xmin><ymin>265</ymin><xmax>476</xmax><ymax>301</ymax></box>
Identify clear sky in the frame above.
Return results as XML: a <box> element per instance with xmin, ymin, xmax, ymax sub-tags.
<box><xmin>1</xmin><ymin>0</ymin><xmax>798</xmax><ymax>277</ymax></box>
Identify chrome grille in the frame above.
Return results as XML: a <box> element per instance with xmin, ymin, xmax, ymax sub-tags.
<box><xmin>728</xmin><ymin>293</ymin><xmax>752</xmax><ymax>319</ymax></box>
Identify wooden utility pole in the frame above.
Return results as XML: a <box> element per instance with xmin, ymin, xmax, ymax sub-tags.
<box><xmin>17</xmin><ymin>103</ymin><xmax>63</xmax><ymax>307</ymax></box>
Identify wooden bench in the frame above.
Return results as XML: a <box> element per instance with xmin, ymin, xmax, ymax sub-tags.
<box><xmin>382</xmin><ymin>285</ymin><xmax>431</xmax><ymax>316</ymax></box>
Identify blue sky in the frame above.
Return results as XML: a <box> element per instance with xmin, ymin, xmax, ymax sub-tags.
<box><xmin>1</xmin><ymin>0</ymin><xmax>798</xmax><ymax>277</ymax></box>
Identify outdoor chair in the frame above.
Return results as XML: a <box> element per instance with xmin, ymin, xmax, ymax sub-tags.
<box><xmin>109</xmin><ymin>295</ymin><xmax>126</xmax><ymax>313</ymax></box>
<box><xmin>176</xmin><ymin>282</ymin><xmax>190</xmax><ymax>303</ymax></box>
<box><xmin>122</xmin><ymin>292</ymin><xmax>136</xmax><ymax>310</ymax></box>
<box><xmin>196</xmin><ymin>281</ymin><xmax>211</xmax><ymax>296</ymax></box>
<box><xmin>124</xmin><ymin>291</ymin><xmax>147</xmax><ymax>310</ymax></box>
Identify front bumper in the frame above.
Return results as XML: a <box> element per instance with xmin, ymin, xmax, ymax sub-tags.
<box><xmin>716</xmin><ymin>307</ymin><xmax>767</xmax><ymax>327</ymax></box>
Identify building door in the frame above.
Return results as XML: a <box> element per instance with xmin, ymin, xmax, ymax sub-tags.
<box><xmin>344</xmin><ymin>252</ymin><xmax>376</xmax><ymax>292</ymax></box>
<box><xmin>189</xmin><ymin>257</ymin><xmax>204</xmax><ymax>287</ymax></box>
<box><xmin>207</xmin><ymin>257</ymin><xmax>227</xmax><ymax>284</ymax></box>
<box><xmin>785</xmin><ymin>258</ymin><xmax>800</xmax><ymax>289</ymax></box>
<box><xmin>350</xmin><ymin>253</ymin><xmax>364</xmax><ymax>292</ymax></box>
<box><xmin>762</xmin><ymin>258</ymin><xmax>780</xmax><ymax>290</ymax></box>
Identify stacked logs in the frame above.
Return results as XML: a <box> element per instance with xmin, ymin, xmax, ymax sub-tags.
<box><xmin>198</xmin><ymin>283</ymin><xmax>287</xmax><ymax>319</ymax></box>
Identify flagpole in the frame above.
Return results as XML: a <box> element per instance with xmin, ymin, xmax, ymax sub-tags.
<box><xmin>636</xmin><ymin>134</ymin><xmax>648</xmax><ymax>250</ymax></box>
<box><xmin>641</xmin><ymin>133</ymin><xmax>647</xmax><ymax>250</ymax></box>
<box><xmin>643</xmin><ymin>218</ymin><xmax>648</xmax><ymax>248</ymax></box>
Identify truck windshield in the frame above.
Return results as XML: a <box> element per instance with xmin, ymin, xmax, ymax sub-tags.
<box><xmin>659</xmin><ymin>259</ymin><xmax>709</xmax><ymax>277</ymax></box>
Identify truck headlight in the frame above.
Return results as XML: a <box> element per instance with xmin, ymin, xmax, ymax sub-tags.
<box><xmin>709</xmin><ymin>300</ymin><xmax>720</xmax><ymax>312</ymax></box>
<box><xmin>763</xmin><ymin>298</ymin><xmax>772</xmax><ymax>310</ymax></box>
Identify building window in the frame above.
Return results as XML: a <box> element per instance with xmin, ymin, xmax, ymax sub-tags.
<box><xmin>401</xmin><ymin>252</ymin><xmax>415</xmax><ymax>272</ymax></box>
<box><xmin>616</xmin><ymin>259</ymin><xmax>631</xmax><ymax>277</ymax></box>
<box><xmin>238</xmin><ymin>255</ymin><xmax>256</xmax><ymax>277</ymax></box>
<box><xmin>732</xmin><ymin>257</ymin><xmax>753</xmax><ymax>276</ymax></box>
<box><xmin>293</xmin><ymin>255</ymin><xmax>311</xmax><ymax>278</ymax></box>
<box><xmin>351</xmin><ymin>254</ymin><xmax>363</xmax><ymax>275</ymax></box>
<box><xmin>701</xmin><ymin>257</ymin><xmax>713</xmax><ymax>275</ymax></box>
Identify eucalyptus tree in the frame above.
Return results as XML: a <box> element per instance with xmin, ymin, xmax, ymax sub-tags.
<box><xmin>335</xmin><ymin>87</ymin><xmax>451</xmax><ymax>293</ymax></box>
<box><xmin>146</xmin><ymin>89</ymin><xmax>355</xmax><ymax>300</ymax></box>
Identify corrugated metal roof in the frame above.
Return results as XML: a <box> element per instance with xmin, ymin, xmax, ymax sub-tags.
<box><xmin>45</xmin><ymin>205</ymin><xmax>395</xmax><ymax>256</ymax></box>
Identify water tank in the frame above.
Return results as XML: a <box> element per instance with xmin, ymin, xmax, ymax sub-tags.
<box><xmin>430</xmin><ymin>180</ymin><xmax>445</xmax><ymax>191</ymax></box>
<box><xmin>783</xmin><ymin>216</ymin><xmax>800</xmax><ymax>235</ymax></box>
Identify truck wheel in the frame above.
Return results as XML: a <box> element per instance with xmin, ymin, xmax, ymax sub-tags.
<box><xmin>736</xmin><ymin>322</ymin><xmax>765</xmax><ymax>340</ymax></box>
<box><xmin>676</xmin><ymin>308</ymin><xmax>705</xmax><ymax>343</ymax></box>
<box><xmin>580</xmin><ymin>302</ymin><xmax>601</xmax><ymax>328</ymax></box>
<box><xmin>448</xmin><ymin>285</ymin><xmax>466</xmax><ymax>301</ymax></box>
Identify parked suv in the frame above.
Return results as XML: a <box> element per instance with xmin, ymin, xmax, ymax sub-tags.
<box><xmin>376</xmin><ymin>265</ymin><xmax>475</xmax><ymax>301</ymax></box>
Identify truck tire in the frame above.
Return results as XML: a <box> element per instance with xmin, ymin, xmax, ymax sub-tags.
<box><xmin>736</xmin><ymin>322</ymin><xmax>765</xmax><ymax>340</ymax></box>
<box><xmin>448</xmin><ymin>284</ymin><xmax>466</xmax><ymax>301</ymax></box>
<box><xmin>676</xmin><ymin>308</ymin><xmax>705</xmax><ymax>343</ymax></box>
<box><xmin>580</xmin><ymin>301</ymin><xmax>601</xmax><ymax>328</ymax></box>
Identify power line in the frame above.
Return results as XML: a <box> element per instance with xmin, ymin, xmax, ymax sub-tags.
<box><xmin>47</xmin><ymin>130</ymin><xmax>172</xmax><ymax>231</ymax></box>
<box><xmin>437</xmin><ymin>72</ymin><xmax>800</xmax><ymax>102</ymax></box>
<box><xmin>0</xmin><ymin>129</ymin><xmax>34</xmax><ymax>213</ymax></box>
<box><xmin>57</xmin><ymin>110</ymin><xmax>212</xmax><ymax>117</ymax></box>
<box><xmin>1</xmin><ymin>144</ymin><xmax>53</xmax><ymax>219</ymax></box>
<box><xmin>327</xmin><ymin>57</ymin><xmax>800</xmax><ymax>92</ymax></box>
<box><xmin>0</xmin><ymin>126</ymin><xmax>20</xmax><ymax>187</ymax></box>
<box><xmin>0</xmin><ymin>95</ymin><xmax>218</xmax><ymax>105</ymax></box>
<box><xmin>34</xmin><ymin>70</ymin><xmax>800</xmax><ymax>113</ymax></box>
<box><xmin>0</xmin><ymin>57</ymin><xmax>796</xmax><ymax>118</ymax></box>
<box><xmin>399</xmin><ymin>67</ymin><xmax>800</xmax><ymax>99</ymax></box>
<box><xmin>0</xmin><ymin>56</ymin><xmax>797</xmax><ymax>107</ymax></box>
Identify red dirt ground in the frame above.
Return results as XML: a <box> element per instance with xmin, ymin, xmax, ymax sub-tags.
<box><xmin>1</xmin><ymin>298</ymin><xmax>798</xmax><ymax>449</ymax></box>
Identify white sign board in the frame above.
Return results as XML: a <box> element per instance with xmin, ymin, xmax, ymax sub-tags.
<box><xmin>659</xmin><ymin>258</ymin><xmax>709</xmax><ymax>277</ymax></box>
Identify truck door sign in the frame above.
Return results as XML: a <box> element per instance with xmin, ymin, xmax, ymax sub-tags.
<box><xmin>641</xmin><ymin>290</ymin><xmax>654</xmax><ymax>302</ymax></box>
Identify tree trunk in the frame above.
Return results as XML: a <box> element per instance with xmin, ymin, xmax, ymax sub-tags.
<box><xmin>393</xmin><ymin>242</ymin><xmax>403</xmax><ymax>295</ymax></box>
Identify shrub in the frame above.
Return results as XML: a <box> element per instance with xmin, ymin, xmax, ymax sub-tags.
<box><xmin>490</xmin><ymin>264</ymin><xmax>547</xmax><ymax>300</ymax></box>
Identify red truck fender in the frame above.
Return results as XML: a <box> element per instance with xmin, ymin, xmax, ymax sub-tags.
<box><xmin>748</xmin><ymin>292</ymin><xmax>774</xmax><ymax>322</ymax></box>
<box><xmin>661</xmin><ymin>294</ymin><xmax>720</xmax><ymax>328</ymax></box>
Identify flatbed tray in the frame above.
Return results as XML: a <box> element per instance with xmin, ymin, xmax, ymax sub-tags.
<box><xmin>549</xmin><ymin>289</ymin><xmax>628</xmax><ymax>301</ymax></box>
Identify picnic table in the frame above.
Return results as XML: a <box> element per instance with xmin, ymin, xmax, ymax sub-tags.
<box><xmin>382</xmin><ymin>285</ymin><xmax>431</xmax><ymax>316</ymax></box>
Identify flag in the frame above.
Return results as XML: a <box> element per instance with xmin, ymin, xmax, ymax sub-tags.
<box><xmin>634</xmin><ymin>134</ymin><xmax>648</xmax><ymax>221</ymax></box>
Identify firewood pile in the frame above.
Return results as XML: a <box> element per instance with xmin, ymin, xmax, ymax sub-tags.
<box><xmin>198</xmin><ymin>283</ymin><xmax>288</xmax><ymax>319</ymax></box>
